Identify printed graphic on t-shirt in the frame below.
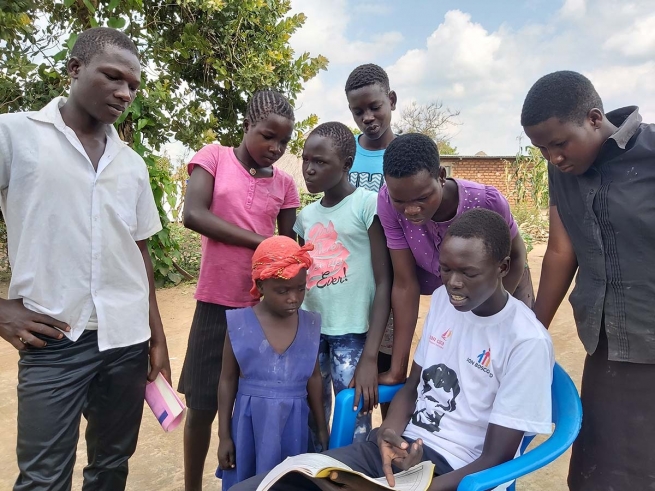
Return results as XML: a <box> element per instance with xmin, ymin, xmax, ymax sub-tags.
<box><xmin>349</xmin><ymin>172</ymin><xmax>384</xmax><ymax>192</ymax></box>
<box><xmin>467</xmin><ymin>348</ymin><xmax>494</xmax><ymax>378</ymax></box>
<box><xmin>306</xmin><ymin>221</ymin><xmax>350</xmax><ymax>289</ymax></box>
<box><xmin>411</xmin><ymin>364</ymin><xmax>460</xmax><ymax>433</ymax></box>
<box><xmin>429</xmin><ymin>329</ymin><xmax>452</xmax><ymax>349</ymax></box>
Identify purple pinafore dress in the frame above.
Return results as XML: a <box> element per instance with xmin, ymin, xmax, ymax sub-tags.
<box><xmin>219</xmin><ymin>307</ymin><xmax>321</xmax><ymax>490</ymax></box>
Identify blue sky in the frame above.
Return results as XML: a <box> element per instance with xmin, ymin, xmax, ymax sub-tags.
<box><xmin>287</xmin><ymin>0</ymin><xmax>655</xmax><ymax>156</ymax></box>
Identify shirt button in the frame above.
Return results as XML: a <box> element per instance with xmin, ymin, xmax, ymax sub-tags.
<box><xmin>93</xmin><ymin>215</ymin><xmax>98</xmax><ymax>221</ymax></box>
<box><xmin>93</xmin><ymin>254</ymin><xmax>99</xmax><ymax>259</ymax></box>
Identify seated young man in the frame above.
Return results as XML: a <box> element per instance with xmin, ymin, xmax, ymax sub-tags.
<box><xmin>231</xmin><ymin>208</ymin><xmax>554</xmax><ymax>491</ymax></box>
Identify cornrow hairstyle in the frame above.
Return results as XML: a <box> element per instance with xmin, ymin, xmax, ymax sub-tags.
<box><xmin>308</xmin><ymin>122</ymin><xmax>356</xmax><ymax>162</ymax></box>
<box><xmin>383</xmin><ymin>133</ymin><xmax>440</xmax><ymax>179</ymax></box>
<box><xmin>245</xmin><ymin>90</ymin><xmax>295</xmax><ymax>125</ymax></box>
<box><xmin>521</xmin><ymin>70</ymin><xmax>604</xmax><ymax>127</ymax></box>
<box><xmin>70</xmin><ymin>27</ymin><xmax>139</xmax><ymax>65</ymax></box>
<box><xmin>345</xmin><ymin>63</ymin><xmax>390</xmax><ymax>93</ymax></box>
<box><xmin>446</xmin><ymin>209</ymin><xmax>511</xmax><ymax>263</ymax></box>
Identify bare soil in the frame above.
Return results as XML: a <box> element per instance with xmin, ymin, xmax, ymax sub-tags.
<box><xmin>0</xmin><ymin>243</ymin><xmax>583</xmax><ymax>490</ymax></box>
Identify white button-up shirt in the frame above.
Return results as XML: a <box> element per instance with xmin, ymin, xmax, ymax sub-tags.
<box><xmin>0</xmin><ymin>97</ymin><xmax>162</xmax><ymax>350</ymax></box>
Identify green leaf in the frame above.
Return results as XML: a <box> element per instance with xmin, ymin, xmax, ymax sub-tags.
<box><xmin>108</xmin><ymin>0</ymin><xmax>120</xmax><ymax>11</ymax></box>
<box><xmin>66</xmin><ymin>33</ymin><xmax>79</xmax><ymax>50</ymax></box>
<box><xmin>82</xmin><ymin>0</ymin><xmax>96</xmax><ymax>13</ymax></box>
<box><xmin>107</xmin><ymin>17</ymin><xmax>126</xmax><ymax>29</ymax></box>
<box><xmin>136</xmin><ymin>117</ymin><xmax>149</xmax><ymax>130</ymax></box>
<box><xmin>53</xmin><ymin>49</ymin><xmax>68</xmax><ymax>62</ymax></box>
<box><xmin>64</xmin><ymin>0</ymin><xmax>75</xmax><ymax>7</ymax></box>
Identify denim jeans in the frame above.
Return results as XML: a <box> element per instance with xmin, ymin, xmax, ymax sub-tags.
<box><xmin>309</xmin><ymin>332</ymin><xmax>372</xmax><ymax>450</ymax></box>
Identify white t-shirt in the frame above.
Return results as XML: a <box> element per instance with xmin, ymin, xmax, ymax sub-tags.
<box><xmin>0</xmin><ymin>97</ymin><xmax>162</xmax><ymax>350</ymax></box>
<box><xmin>403</xmin><ymin>287</ymin><xmax>554</xmax><ymax>470</ymax></box>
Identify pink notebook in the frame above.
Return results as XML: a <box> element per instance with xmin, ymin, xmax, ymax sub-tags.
<box><xmin>145</xmin><ymin>373</ymin><xmax>186</xmax><ymax>432</ymax></box>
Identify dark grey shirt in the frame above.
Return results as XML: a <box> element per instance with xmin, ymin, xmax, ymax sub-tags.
<box><xmin>549</xmin><ymin>106</ymin><xmax>655</xmax><ymax>363</ymax></box>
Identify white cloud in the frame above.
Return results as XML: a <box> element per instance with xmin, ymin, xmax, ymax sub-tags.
<box><xmin>288</xmin><ymin>0</ymin><xmax>655</xmax><ymax>155</ymax></box>
<box><xmin>603</xmin><ymin>14</ymin><xmax>655</xmax><ymax>58</ymax></box>
<box><xmin>289</xmin><ymin>0</ymin><xmax>403</xmax><ymax>65</ymax></box>
<box><xmin>559</xmin><ymin>0</ymin><xmax>587</xmax><ymax>19</ymax></box>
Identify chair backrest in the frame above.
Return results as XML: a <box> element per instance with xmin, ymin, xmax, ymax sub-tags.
<box><xmin>329</xmin><ymin>363</ymin><xmax>582</xmax><ymax>491</ymax></box>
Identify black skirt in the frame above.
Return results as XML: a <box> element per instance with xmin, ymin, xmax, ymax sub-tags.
<box><xmin>568</xmin><ymin>327</ymin><xmax>655</xmax><ymax>490</ymax></box>
<box><xmin>177</xmin><ymin>301</ymin><xmax>234</xmax><ymax>412</ymax></box>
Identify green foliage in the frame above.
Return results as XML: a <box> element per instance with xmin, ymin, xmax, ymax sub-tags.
<box><xmin>169</xmin><ymin>222</ymin><xmax>202</xmax><ymax>279</ymax></box>
<box><xmin>506</xmin><ymin>145</ymin><xmax>549</xmax><ymax>209</ymax></box>
<box><xmin>437</xmin><ymin>140</ymin><xmax>457</xmax><ymax>155</ymax></box>
<box><xmin>288</xmin><ymin>113</ymin><xmax>319</xmax><ymax>157</ymax></box>
<box><xmin>299</xmin><ymin>191</ymin><xmax>322</xmax><ymax>209</ymax></box>
<box><xmin>506</xmin><ymin>144</ymin><xmax>550</xmax><ymax>249</ymax></box>
<box><xmin>0</xmin><ymin>218</ymin><xmax>9</xmax><ymax>280</ymax></box>
<box><xmin>0</xmin><ymin>0</ymin><xmax>327</xmax><ymax>285</ymax></box>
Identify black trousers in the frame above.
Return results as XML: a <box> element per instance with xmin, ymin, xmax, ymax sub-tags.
<box><xmin>230</xmin><ymin>429</ymin><xmax>453</xmax><ymax>491</ymax></box>
<box><xmin>14</xmin><ymin>330</ymin><xmax>149</xmax><ymax>491</ymax></box>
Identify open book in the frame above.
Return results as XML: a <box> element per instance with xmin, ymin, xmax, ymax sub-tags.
<box><xmin>256</xmin><ymin>453</ymin><xmax>434</xmax><ymax>491</ymax></box>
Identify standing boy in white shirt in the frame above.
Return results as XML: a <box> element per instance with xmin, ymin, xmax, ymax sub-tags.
<box><xmin>0</xmin><ymin>27</ymin><xmax>170</xmax><ymax>491</ymax></box>
<box><xmin>231</xmin><ymin>208</ymin><xmax>554</xmax><ymax>491</ymax></box>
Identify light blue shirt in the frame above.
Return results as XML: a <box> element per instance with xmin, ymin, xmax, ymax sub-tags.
<box><xmin>294</xmin><ymin>188</ymin><xmax>378</xmax><ymax>335</ymax></box>
<box><xmin>349</xmin><ymin>135</ymin><xmax>385</xmax><ymax>192</ymax></box>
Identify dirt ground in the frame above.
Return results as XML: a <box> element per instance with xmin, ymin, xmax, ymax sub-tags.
<box><xmin>0</xmin><ymin>242</ymin><xmax>583</xmax><ymax>490</ymax></box>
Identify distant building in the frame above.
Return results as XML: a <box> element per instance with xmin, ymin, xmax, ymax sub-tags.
<box><xmin>276</xmin><ymin>151</ymin><xmax>524</xmax><ymax>205</ymax></box>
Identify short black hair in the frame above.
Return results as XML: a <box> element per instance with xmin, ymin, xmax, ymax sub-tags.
<box><xmin>383</xmin><ymin>133</ymin><xmax>440</xmax><ymax>179</ymax></box>
<box><xmin>521</xmin><ymin>70</ymin><xmax>604</xmax><ymax>127</ymax></box>
<box><xmin>70</xmin><ymin>27</ymin><xmax>139</xmax><ymax>65</ymax></box>
<box><xmin>245</xmin><ymin>90</ymin><xmax>295</xmax><ymax>125</ymax></box>
<box><xmin>446</xmin><ymin>209</ymin><xmax>511</xmax><ymax>263</ymax></box>
<box><xmin>309</xmin><ymin>122</ymin><xmax>356</xmax><ymax>162</ymax></box>
<box><xmin>345</xmin><ymin>63</ymin><xmax>390</xmax><ymax>93</ymax></box>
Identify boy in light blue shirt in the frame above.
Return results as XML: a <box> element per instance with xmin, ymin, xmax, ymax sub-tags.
<box><xmin>345</xmin><ymin>63</ymin><xmax>397</xmax><ymax>382</ymax></box>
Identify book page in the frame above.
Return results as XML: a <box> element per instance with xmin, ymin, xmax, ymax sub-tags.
<box><xmin>256</xmin><ymin>454</ymin><xmax>434</xmax><ymax>491</ymax></box>
<box><xmin>367</xmin><ymin>462</ymin><xmax>435</xmax><ymax>491</ymax></box>
<box><xmin>256</xmin><ymin>454</ymin><xmax>354</xmax><ymax>491</ymax></box>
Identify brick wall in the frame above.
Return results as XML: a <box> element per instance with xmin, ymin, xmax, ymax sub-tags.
<box><xmin>442</xmin><ymin>156</ymin><xmax>521</xmax><ymax>205</ymax></box>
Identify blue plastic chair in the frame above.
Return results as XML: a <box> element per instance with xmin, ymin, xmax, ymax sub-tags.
<box><xmin>330</xmin><ymin>362</ymin><xmax>582</xmax><ymax>491</ymax></box>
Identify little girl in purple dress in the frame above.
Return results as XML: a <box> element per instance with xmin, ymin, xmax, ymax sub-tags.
<box><xmin>217</xmin><ymin>236</ymin><xmax>329</xmax><ymax>490</ymax></box>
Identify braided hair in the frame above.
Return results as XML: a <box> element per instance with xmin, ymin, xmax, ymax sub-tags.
<box><xmin>70</xmin><ymin>27</ymin><xmax>139</xmax><ymax>65</ymax></box>
<box><xmin>308</xmin><ymin>122</ymin><xmax>356</xmax><ymax>162</ymax></box>
<box><xmin>245</xmin><ymin>90</ymin><xmax>295</xmax><ymax>125</ymax></box>
<box><xmin>345</xmin><ymin>63</ymin><xmax>390</xmax><ymax>93</ymax></box>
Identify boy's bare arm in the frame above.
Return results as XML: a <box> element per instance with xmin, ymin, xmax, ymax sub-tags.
<box><xmin>504</xmin><ymin>233</ymin><xmax>528</xmax><ymax>294</ymax></box>
<box><xmin>137</xmin><ymin>239</ymin><xmax>171</xmax><ymax>384</ymax></box>
<box><xmin>533</xmin><ymin>206</ymin><xmax>578</xmax><ymax>328</ymax></box>
<box><xmin>379</xmin><ymin>249</ymin><xmax>420</xmax><ymax>385</ymax></box>
<box><xmin>183</xmin><ymin>167</ymin><xmax>265</xmax><ymax>249</ymax></box>
<box><xmin>378</xmin><ymin>362</ymin><xmax>421</xmax><ymax>437</ymax></box>
<box><xmin>351</xmin><ymin>216</ymin><xmax>392</xmax><ymax>412</ymax></box>
<box><xmin>428</xmin><ymin>423</ymin><xmax>524</xmax><ymax>491</ymax></box>
<box><xmin>276</xmin><ymin>208</ymin><xmax>297</xmax><ymax>240</ymax></box>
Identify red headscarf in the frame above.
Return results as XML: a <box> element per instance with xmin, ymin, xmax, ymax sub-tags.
<box><xmin>250</xmin><ymin>236</ymin><xmax>313</xmax><ymax>298</ymax></box>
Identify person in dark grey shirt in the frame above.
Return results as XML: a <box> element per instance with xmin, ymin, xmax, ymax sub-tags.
<box><xmin>521</xmin><ymin>70</ymin><xmax>655</xmax><ymax>491</ymax></box>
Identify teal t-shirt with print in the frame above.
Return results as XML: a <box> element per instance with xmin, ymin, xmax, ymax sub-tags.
<box><xmin>349</xmin><ymin>135</ymin><xmax>385</xmax><ymax>192</ymax></box>
<box><xmin>294</xmin><ymin>187</ymin><xmax>377</xmax><ymax>335</ymax></box>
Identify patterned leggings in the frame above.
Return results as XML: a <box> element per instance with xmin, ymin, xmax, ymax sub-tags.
<box><xmin>309</xmin><ymin>332</ymin><xmax>372</xmax><ymax>451</ymax></box>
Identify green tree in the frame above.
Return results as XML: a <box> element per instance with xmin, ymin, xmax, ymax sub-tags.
<box><xmin>1</xmin><ymin>0</ymin><xmax>328</xmax><ymax>285</ymax></box>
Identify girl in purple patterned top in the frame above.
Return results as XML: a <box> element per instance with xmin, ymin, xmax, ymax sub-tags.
<box><xmin>376</xmin><ymin>133</ymin><xmax>534</xmax><ymax>386</ymax></box>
